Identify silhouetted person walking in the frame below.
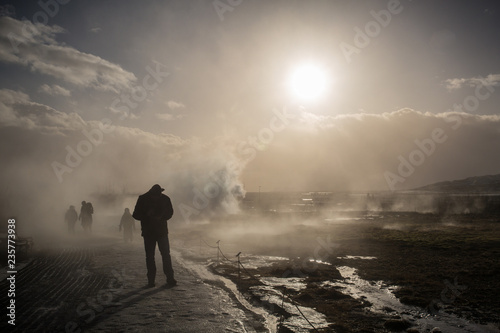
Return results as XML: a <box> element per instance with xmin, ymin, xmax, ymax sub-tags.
<box><xmin>65</xmin><ymin>205</ymin><xmax>78</xmax><ymax>234</ymax></box>
<box><xmin>79</xmin><ymin>201</ymin><xmax>94</xmax><ymax>233</ymax></box>
<box><xmin>133</xmin><ymin>184</ymin><xmax>176</xmax><ymax>288</ymax></box>
<box><xmin>119</xmin><ymin>208</ymin><xmax>136</xmax><ymax>243</ymax></box>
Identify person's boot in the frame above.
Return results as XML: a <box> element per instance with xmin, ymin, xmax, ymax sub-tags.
<box><xmin>165</xmin><ymin>276</ymin><xmax>177</xmax><ymax>287</ymax></box>
<box><xmin>146</xmin><ymin>274</ymin><xmax>155</xmax><ymax>288</ymax></box>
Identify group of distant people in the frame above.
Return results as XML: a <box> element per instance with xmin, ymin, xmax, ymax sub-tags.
<box><xmin>65</xmin><ymin>201</ymin><xmax>94</xmax><ymax>234</ymax></box>
<box><xmin>64</xmin><ymin>201</ymin><xmax>136</xmax><ymax>242</ymax></box>
<box><xmin>64</xmin><ymin>184</ymin><xmax>176</xmax><ymax>288</ymax></box>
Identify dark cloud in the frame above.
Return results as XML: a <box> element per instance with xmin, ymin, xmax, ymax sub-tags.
<box><xmin>242</xmin><ymin>109</ymin><xmax>500</xmax><ymax>192</ymax></box>
<box><xmin>0</xmin><ymin>16</ymin><xmax>136</xmax><ymax>93</ymax></box>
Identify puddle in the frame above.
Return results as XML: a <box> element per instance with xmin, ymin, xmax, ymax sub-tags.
<box><xmin>327</xmin><ymin>266</ymin><xmax>499</xmax><ymax>333</ymax></box>
<box><xmin>250</xmin><ymin>285</ymin><xmax>330</xmax><ymax>333</ymax></box>
<box><xmin>260</xmin><ymin>276</ymin><xmax>307</xmax><ymax>291</ymax></box>
<box><xmin>239</xmin><ymin>255</ymin><xmax>289</xmax><ymax>269</ymax></box>
<box><xmin>308</xmin><ymin>258</ymin><xmax>332</xmax><ymax>265</ymax></box>
<box><xmin>324</xmin><ymin>217</ymin><xmax>362</xmax><ymax>223</ymax></box>
<box><xmin>174</xmin><ymin>250</ymin><xmax>279</xmax><ymax>332</ymax></box>
<box><xmin>336</xmin><ymin>255</ymin><xmax>377</xmax><ymax>260</ymax></box>
<box><xmin>323</xmin><ymin>266</ymin><xmax>415</xmax><ymax>314</ymax></box>
<box><xmin>236</xmin><ymin>256</ymin><xmax>331</xmax><ymax>332</ymax></box>
<box><xmin>202</xmin><ymin>250</ymin><xmax>500</xmax><ymax>333</ymax></box>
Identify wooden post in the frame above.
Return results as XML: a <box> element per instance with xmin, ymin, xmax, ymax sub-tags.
<box><xmin>236</xmin><ymin>252</ymin><xmax>241</xmax><ymax>284</ymax></box>
<box><xmin>216</xmin><ymin>240</ymin><xmax>220</xmax><ymax>266</ymax></box>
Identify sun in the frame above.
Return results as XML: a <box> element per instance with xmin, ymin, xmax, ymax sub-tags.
<box><xmin>289</xmin><ymin>63</ymin><xmax>328</xmax><ymax>101</ymax></box>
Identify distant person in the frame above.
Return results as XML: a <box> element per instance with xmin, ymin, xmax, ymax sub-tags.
<box><xmin>133</xmin><ymin>184</ymin><xmax>176</xmax><ymax>288</ymax></box>
<box><xmin>119</xmin><ymin>208</ymin><xmax>136</xmax><ymax>243</ymax></box>
<box><xmin>86</xmin><ymin>202</ymin><xmax>94</xmax><ymax>230</ymax></box>
<box><xmin>79</xmin><ymin>201</ymin><xmax>94</xmax><ymax>233</ymax></box>
<box><xmin>65</xmin><ymin>205</ymin><xmax>78</xmax><ymax>234</ymax></box>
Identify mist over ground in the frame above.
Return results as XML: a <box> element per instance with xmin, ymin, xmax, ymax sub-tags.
<box><xmin>1</xmin><ymin>3</ymin><xmax>500</xmax><ymax>332</ymax></box>
<box><xmin>2</xmin><ymin>94</ymin><xmax>500</xmax><ymax>242</ymax></box>
<box><xmin>1</xmin><ymin>2</ymin><xmax>500</xmax><ymax>247</ymax></box>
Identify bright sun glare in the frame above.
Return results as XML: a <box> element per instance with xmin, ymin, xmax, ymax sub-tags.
<box><xmin>289</xmin><ymin>63</ymin><xmax>328</xmax><ymax>101</ymax></box>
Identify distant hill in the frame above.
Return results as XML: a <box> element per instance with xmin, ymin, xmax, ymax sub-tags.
<box><xmin>415</xmin><ymin>174</ymin><xmax>500</xmax><ymax>193</ymax></box>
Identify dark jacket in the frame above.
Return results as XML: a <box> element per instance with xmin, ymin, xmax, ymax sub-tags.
<box><xmin>65</xmin><ymin>208</ymin><xmax>78</xmax><ymax>224</ymax></box>
<box><xmin>120</xmin><ymin>211</ymin><xmax>136</xmax><ymax>232</ymax></box>
<box><xmin>132</xmin><ymin>188</ymin><xmax>173</xmax><ymax>237</ymax></box>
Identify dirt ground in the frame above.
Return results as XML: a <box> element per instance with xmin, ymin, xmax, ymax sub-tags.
<box><xmin>176</xmin><ymin>211</ymin><xmax>500</xmax><ymax>332</ymax></box>
<box><xmin>2</xmin><ymin>210</ymin><xmax>499</xmax><ymax>332</ymax></box>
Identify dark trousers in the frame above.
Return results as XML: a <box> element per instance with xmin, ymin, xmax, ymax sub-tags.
<box><xmin>143</xmin><ymin>235</ymin><xmax>174</xmax><ymax>283</ymax></box>
<box><xmin>68</xmin><ymin>222</ymin><xmax>75</xmax><ymax>234</ymax></box>
<box><xmin>123</xmin><ymin>229</ymin><xmax>133</xmax><ymax>242</ymax></box>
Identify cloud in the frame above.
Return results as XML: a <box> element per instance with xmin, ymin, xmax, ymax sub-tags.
<box><xmin>0</xmin><ymin>88</ymin><xmax>83</xmax><ymax>133</ymax></box>
<box><xmin>167</xmin><ymin>100</ymin><xmax>186</xmax><ymax>109</ymax></box>
<box><xmin>0</xmin><ymin>16</ymin><xmax>136</xmax><ymax>93</ymax></box>
<box><xmin>90</xmin><ymin>27</ymin><xmax>102</xmax><ymax>33</ymax></box>
<box><xmin>157</xmin><ymin>113</ymin><xmax>174</xmax><ymax>121</ymax></box>
<box><xmin>0</xmin><ymin>89</ymin><xmax>245</xmax><ymax>235</ymax></box>
<box><xmin>444</xmin><ymin>74</ymin><xmax>500</xmax><ymax>91</ymax></box>
<box><xmin>0</xmin><ymin>4</ymin><xmax>15</xmax><ymax>17</ymax></box>
<box><xmin>241</xmin><ymin>109</ymin><xmax>500</xmax><ymax>192</ymax></box>
<box><xmin>157</xmin><ymin>100</ymin><xmax>186</xmax><ymax>121</ymax></box>
<box><xmin>38</xmin><ymin>84</ymin><xmax>71</xmax><ymax>96</ymax></box>
<box><xmin>2</xmin><ymin>94</ymin><xmax>500</xmax><ymax>237</ymax></box>
<box><xmin>156</xmin><ymin>113</ymin><xmax>185</xmax><ymax>121</ymax></box>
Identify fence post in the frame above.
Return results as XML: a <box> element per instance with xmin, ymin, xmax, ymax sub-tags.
<box><xmin>236</xmin><ymin>252</ymin><xmax>241</xmax><ymax>284</ymax></box>
<box><xmin>216</xmin><ymin>240</ymin><xmax>220</xmax><ymax>266</ymax></box>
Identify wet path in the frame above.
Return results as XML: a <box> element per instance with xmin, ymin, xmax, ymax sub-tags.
<box><xmin>0</xmin><ymin>236</ymin><xmax>268</xmax><ymax>332</ymax></box>
<box><xmin>1</xmin><ymin>247</ymin><xmax>110</xmax><ymax>332</ymax></box>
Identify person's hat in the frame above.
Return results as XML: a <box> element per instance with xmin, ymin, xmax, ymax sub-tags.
<box><xmin>151</xmin><ymin>184</ymin><xmax>165</xmax><ymax>193</ymax></box>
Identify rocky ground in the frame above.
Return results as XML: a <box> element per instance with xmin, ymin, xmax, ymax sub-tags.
<box><xmin>1</xmin><ymin>211</ymin><xmax>499</xmax><ymax>332</ymax></box>
<box><xmin>180</xmin><ymin>211</ymin><xmax>500</xmax><ymax>332</ymax></box>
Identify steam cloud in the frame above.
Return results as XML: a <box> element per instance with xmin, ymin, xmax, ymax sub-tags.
<box><xmin>242</xmin><ymin>109</ymin><xmax>500</xmax><ymax>192</ymax></box>
<box><xmin>2</xmin><ymin>87</ymin><xmax>500</xmax><ymax>238</ymax></box>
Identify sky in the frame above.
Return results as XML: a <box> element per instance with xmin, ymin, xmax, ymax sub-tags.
<box><xmin>1</xmin><ymin>0</ymin><xmax>500</xmax><ymax>230</ymax></box>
